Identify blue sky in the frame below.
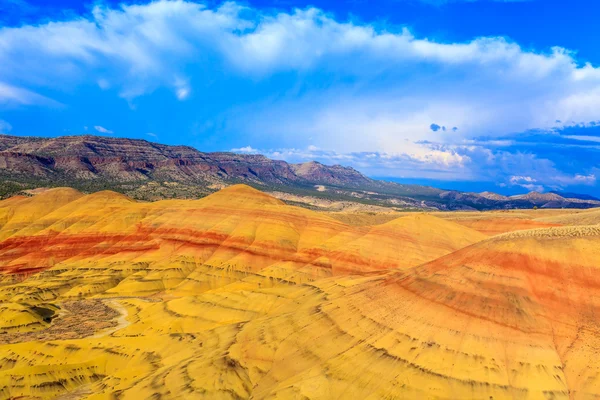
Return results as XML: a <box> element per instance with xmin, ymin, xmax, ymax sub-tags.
<box><xmin>1</xmin><ymin>0</ymin><xmax>600</xmax><ymax>195</ymax></box>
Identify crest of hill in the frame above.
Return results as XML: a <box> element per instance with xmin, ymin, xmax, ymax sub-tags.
<box><xmin>327</xmin><ymin>213</ymin><xmax>487</xmax><ymax>274</ymax></box>
<box><xmin>25</xmin><ymin>187</ymin><xmax>83</xmax><ymax>204</ymax></box>
<box><xmin>510</xmin><ymin>191</ymin><xmax>564</xmax><ymax>203</ymax></box>
<box><xmin>479</xmin><ymin>191</ymin><xmax>509</xmax><ymax>201</ymax></box>
<box><xmin>0</xmin><ymin>188</ymin><xmax>83</xmax><ymax>240</ymax></box>
<box><xmin>0</xmin><ymin>187</ymin><xmax>83</xmax><ymax>221</ymax></box>
<box><xmin>199</xmin><ymin>184</ymin><xmax>286</xmax><ymax>207</ymax></box>
<box><xmin>534</xmin><ymin>207</ymin><xmax>600</xmax><ymax>226</ymax></box>
<box><xmin>290</xmin><ymin>161</ymin><xmax>371</xmax><ymax>186</ymax></box>
<box><xmin>491</xmin><ymin>224</ymin><xmax>600</xmax><ymax>240</ymax></box>
<box><xmin>322</xmin><ymin>223</ymin><xmax>600</xmax><ymax>397</ymax></box>
<box><xmin>78</xmin><ymin>190</ymin><xmax>136</xmax><ymax>204</ymax></box>
<box><xmin>403</xmin><ymin>222</ymin><xmax>600</xmax><ymax>316</ymax></box>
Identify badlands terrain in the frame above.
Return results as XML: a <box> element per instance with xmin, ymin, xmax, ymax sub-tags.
<box><xmin>1</xmin><ymin>185</ymin><xmax>600</xmax><ymax>399</ymax></box>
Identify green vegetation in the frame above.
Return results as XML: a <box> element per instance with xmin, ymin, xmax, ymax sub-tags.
<box><xmin>0</xmin><ymin>181</ymin><xmax>28</xmax><ymax>199</ymax></box>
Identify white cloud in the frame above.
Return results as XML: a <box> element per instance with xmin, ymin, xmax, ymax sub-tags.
<box><xmin>0</xmin><ymin>1</ymin><xmax>598</xmax><ymax>119</ymax></box>
<box><xmin>174</xmin><ymin>77</ymin><xmax>191</xmax><ymax>100</ymax></box>
<box><xmin>575</xmin><ymin>174</ymin><xmax>597</xmax><ymax>184</ymax></box>
<box><xmin>94</xmin><ymin>125</ymin><xmax>113</xmax><ymax>134</ymax></box>
<box><xmin>176</xmin><ymin>87</ymin><xmax>190</xmax><ymax>100</ymax></box>
<box><xmin>553</xmin><ymin>173</ymin><xmax>597</xmax><ymax>186</ymax></box>
<box><xmin>0</xmin><ymin>81</ymin><xmax>59</xmax><ymax>106</ymax></box>
<box><xmin>0</xmin><ymin>0</ymin><xmax>599</xmax><ymax>187</ymax></box>
<box><xmin>563</xmin><ymin>135</ymin><xmax>600</xmax><ymax>143</ymax></box>
<box><xmin>405</xmin><ymin>149</ymin><xmax>470</xmax><ymax>167</ymax></box>
<box><xmin>145</xmin><ymin>132</ymin><xmax>158</xmax><ymax>138</ymax></box>
<box><xmin>509</xmin><ymin>176</ymin><xmax>543</xmax><ymax>192</ymax></box>
<box><xmin>237</xmin><ymin>142</ymin><xmax>472</xmax><ymax>180</ymax></box>
<box><xmin>231</xmin><ymin>146</ymin><xmax>258</xmax><ymax>153</ymax></box>
<box><xmin>0</xmin><ymin>120</ymin><xmax>12</xmax><ymax>133</ymax></box>
<box><xmin>510</xmin><ymin>175</ymin><xmax>536</xmax><ymax>184</ymax></box>
<box><xmin>507</xmin><ymin>171</ymin><xmax>596</xmax><ymax>192</ymax></box>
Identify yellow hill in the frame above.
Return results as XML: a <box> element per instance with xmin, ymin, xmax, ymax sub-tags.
<box><xmin>0</xmin><ymin>187</ymin><xmax>83</xmax><ymax>240</ymax></box>
<box><xmin>5</xmin><ymin>186</ymin><xmax>596</xmax><ymax>398</ymax></box>
<box><xmin>201</xmin><ymin>184</ymin><xmax>286</xmax><ymax>207</ymax></box>
<box><xmin>535</xmin><ymin>207</ymin><xmax>600</xmax><ymax>226</ymax></box>
<box><xmin>328</xmin><ymin>213</ymin><xmax>487</xmax><ymax>274</ymax></box>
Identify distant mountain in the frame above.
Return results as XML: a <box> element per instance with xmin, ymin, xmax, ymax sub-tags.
<box><xmin>290</xmin><ymin>161</ymin><xmax>371</xmax><ymax>187</ymax></box>
<box><xmin>510</xmin><ymin>191</ymin><xmax>600</xmax><ymax>208</ymax></box>
<box><xmin>479</xmin><ymin>191</ymin><xmax>509</xmax><ymax>201</ymax></box>
<box><xmin>510</xmin><ymin>191</ymin><xmax>565</xmax><ymax>205</ymax></box>
<box><xmin>550</xmin><ymin>191</ymin><xmax>600</xmax><ymax>201</ymax></box>
<box><xmin>1</xmin><ymin>134</ymin><xmax>598</xmax><ymax>210</ymax></box>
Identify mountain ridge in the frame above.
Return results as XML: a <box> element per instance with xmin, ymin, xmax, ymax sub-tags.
<box><xmin>0</xmin><ymin>134</ymin><xmax>598</xmax><ymax>211</ymax></box>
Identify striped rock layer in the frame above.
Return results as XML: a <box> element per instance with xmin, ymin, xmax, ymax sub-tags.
<box><xmin>0</xmin><ymin>185</ymin><xmax>598</xmax><ymax>399</ymax></box>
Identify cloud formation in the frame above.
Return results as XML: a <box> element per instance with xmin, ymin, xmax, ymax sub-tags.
<box><xmin>0</xmin><ymin>0</ymin><xmax>599</xmax><ymax>193</ymax></box>
<box><xmin>231</xmin><ymin>146</ymin><xmax>259</xmax><ymax>153</ymax></box>
<box><xmin>0</xmin><ymin>120</ymin><xmax>12</xmax><ymax>133</ymax></box>
<box><xmin>94</xmin><ymin>126</ymin><xmax>113</xmax><ymax>134</ymax></box>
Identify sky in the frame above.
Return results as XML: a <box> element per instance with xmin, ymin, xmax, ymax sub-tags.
<box><xmin>1</xmin><ymin>0</ymin><xmax>600</xmax><ymax>196</ymax></box>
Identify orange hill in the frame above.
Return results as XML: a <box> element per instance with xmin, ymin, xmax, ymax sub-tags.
<box><xmin>0</xmin><ymin>185</ymin><xmax>485</xmax><ymax>290</ymax></box>
<box><xmin>1</xmin><ymin>186</ymin><xmax>598</xmax><ymax>399</ymax></box>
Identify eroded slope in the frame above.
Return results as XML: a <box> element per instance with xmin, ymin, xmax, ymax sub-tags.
<box><xmin>1</xmin><ymin>187</ymin><xmax>596</xmax><ymax>399</ymax></box>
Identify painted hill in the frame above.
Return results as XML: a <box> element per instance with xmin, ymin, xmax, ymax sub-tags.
<box><xmin>535</xmin><ymin>207</ymin><xmax>600</xmax><ymax>226</ymax></box>
<box><xmin>0</xmin><ymin>185</ymin><xmax>492</xmax><ymax>398</ymax></box>
<box><xmin>0</xmin><ymin>185</ymin><xmax>485</xmax><ymax>285</ymax></box>
<box><xmin>327</xmin><ymin>213</ymin><xmax>486</xmax><ymax>274</ymax></box>
<box><xmin>0</xmin><ymin>186</ymin><xmax>599</xmax><ymax>398</ymax></box>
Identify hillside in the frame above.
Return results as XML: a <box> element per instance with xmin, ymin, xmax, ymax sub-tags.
<box><xmin>1</xmin><ymin>186</ymin><xmax>599</xmax><ymax>398</ymax></box>
<box><xmin>535</xmin><ymin>207</ymin><xmax>600</xmax><ymax>226</ymax></box>
<box><xmin>1</xmin><ymin>134</ymin><xmax>599</xmax><ymax>211</ymax></box>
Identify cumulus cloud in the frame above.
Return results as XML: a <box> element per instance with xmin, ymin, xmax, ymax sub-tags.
<box><xmin>1</xmin><ymin>0</ymin><xmax>599</xmax><ymax>123</ymax></box>
<box><xmin>232</xmin><ymin>142</ymin><xmax>472</xmax><ymax>181</ymax></box>
<box><xmin>0</xmin><ymin>0</ymin><xmax>598</xmax><ymax>189</ymax></box>
<box><xmin>94</xmin><ymin>125</ymin><xmax>113</xmax><ymax>134</ymax></box>
<box><xmin>554</xmin><ymin>173</ymin><xmax>597</xmax><ymax>186</ymax></box>
<box><xmin>509</xmin><ymin>176</ymin><xmax>544</xmax><ymax>192</ymax></box>
<box><xmin>405</xmin><ymin>149</ymin><xmax>469</xmax><ymax>167</ymax></box>
<box><xmin>231</xmin><ymin>146</ymin><xmax>259</xmax><ymax>153</ymax></box>
<box><xmin>510</xmin><ymin>175</ymin><xmax>536</xmax><ymax>184</ymax></box>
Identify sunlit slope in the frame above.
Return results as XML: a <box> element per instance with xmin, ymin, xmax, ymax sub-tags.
<box><xmin>0</xmin><ymin>187</ymin><xmax>83</xmax><ymax>241</ymax></box>
<box><xmin>536</xmin><ymin>207</ymin><xmax>600</xmax><ymax>226</ymax></box>
<box><xmin>2</xmin><ymin>225</ymin><xmax>600</xmax><ymax>398</ymax></box>
<box><xmin>328</xmin><ymin>214</ymin><xmax>487</xmax><ymax>274</ymax></box>
<box><xmin>0</xmin><ymin>185</ymin><xmax>485</xmax><ymax>299</ymax></box>
<box><xmin>328</xmin><ymin>209</ymin><xmax>571</xmax><ymax>235</ymax></box>
<box><xmin>152</xmin><ymin>225</ymin><xmax>600</xmax><ymax>399</ymax></box>
<box><xmin>8</xmin><ymin>186</ymin><xmax>584</xmax><ymax>399</ymax></box>
<box><xmin>450</xmin><ymin>216</ymin><xmax>561</xmax><ymax>235</ymax></box>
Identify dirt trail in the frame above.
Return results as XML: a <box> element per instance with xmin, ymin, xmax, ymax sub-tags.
<box><xmin>93</xmin><ymin>299</ymin><xmax>129</xmax><ymax>338</ymax></box>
